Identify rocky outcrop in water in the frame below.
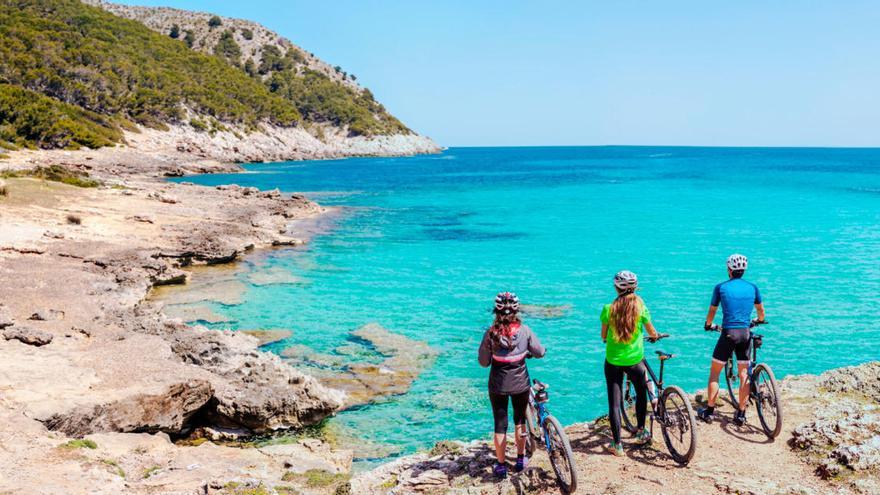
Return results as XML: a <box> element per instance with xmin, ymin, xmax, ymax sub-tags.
<box><xmin>519</xmin><ymin>304</ymin><xmax>572</xmax><ymax>319</ymax></box>
<box><xmin>168</xmin><ymin>326</ymin><xmax>345</xmax><ymax>432</ymax></box>
<box><xmin>284</xmin><ymin>323</ymin><xmax>438</xmax><ymax>408</ymax></box>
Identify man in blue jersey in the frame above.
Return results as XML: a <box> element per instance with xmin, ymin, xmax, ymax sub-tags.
<box><xmin>698</xmin><ymin>254</ymin><xmax>766</xmax><ymax>426</ymax></box>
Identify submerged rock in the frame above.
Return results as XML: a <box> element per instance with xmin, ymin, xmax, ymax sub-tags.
<box><xmin>240</xmin><ymin>329</ymin><xmax>293</xmax><ymax>347</ymax></box>
<box><xmin>162</xmin><ymin>304</ymin><xmax>230</xmax><ymax>324</ymax></box>
<box><xmin>246</xmin><ymin>266</ymin><xmax>306</xmax><ymax>286</ymax></box>
<box><xmin>519</xmin><ymin>304</ymin><xmax>572</xmax><ymax>319</ymax></box>
<box><xmin>297</xmin><ymin>323</ymin><xmax>437</xmax><ymax>407</ymax></box>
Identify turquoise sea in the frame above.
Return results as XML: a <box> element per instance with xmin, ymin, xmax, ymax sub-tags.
<box><xmin>177</xmin><ymin>146</ymin><xmax>880</xmax><ymax>464</ymax></box>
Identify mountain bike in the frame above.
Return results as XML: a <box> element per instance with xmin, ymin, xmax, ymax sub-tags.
<box><xmin>620</xmin><ymin>334</ymin><xmax>698</xmax><ymax>465</ymax></box>
<box><xmin>524</xmin><ymin>379</ymin><xmax>577</xmax><ymax>493</ymax></box>
<box><xmin>707</xmin><ymin>319</ymin><xmax>783</xmax><ymax>439</ymax></box>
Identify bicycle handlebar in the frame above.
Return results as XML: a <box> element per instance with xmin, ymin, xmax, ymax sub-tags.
<box><xmin>705</xmin><ymin>319</ymin><xmax>768</xmax><ymax>332</ymax></box>
<box><xmin>647</xmin><ymin>333</ymin><xmax>669</xmax><ymax>343</ymax></box>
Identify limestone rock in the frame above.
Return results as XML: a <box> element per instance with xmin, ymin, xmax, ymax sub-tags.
<box><xmin>3</xmin><ymin>326</ymin><xmax>53</xmax><ymax>346</ymax></box>
<box><xmin>44</xmin><ymin>380</ymin><xmax>213</xmax><ymax>436</ymax></box>
<box><xmin>0</xmin><ymin>305</ymin><xmax>14</xmax><ymax>329</ymax></box>
<box><xmin>28</xmin><ymin>309</ymin><xmax>65</xmax><ymax>321</ymax></box>
<box><xmin>258</xmin><ymin>439</ymin><xmax>353</xmax><ymax>474</ymax></box>
<box><xmin>169</xmin><ymin>328</ymin><xmax>344</xmax><ymax>432</ymax></box>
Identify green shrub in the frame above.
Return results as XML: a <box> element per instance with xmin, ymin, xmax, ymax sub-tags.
<box><xmin>243</xmin><ymin>58</ymin><xmax>257</xmax><ymax>77</ymax></box>
<box><xmin>190</xmin><ymin>118</ymin><xmax>208</xmax><ymax>132</ymax></box>
<box><xmin>184</xmin><ymin>30</ymin><xmax>196</xmax><ymax>47</ymax></box>
<box><xmin>3</xmin><ymin>165</ymin><xmax>101</xmax><ymax>187</ymax></box>
<box><xmin>259</xmin><ymin>44</ymin><xmax>288</xmax><ymax>74</ymax></box>
<box><xmin>61</xmin><ymin>439</ymin><xmax>97</xmax><ymax>449</ymax></box>
<box><xmin>169</xmin><ymin>24</ymin><xmax>180</xmax><ymax>38</ymax></box>
<box><xmin>142</xmin><ymin>466</ymin><xmax>161</xmax><ymax>479</ymax></box>
<box><xmin>101</xmin><ymin>458</ymin><xmax>125</xmax><ymax>478</ymax></box>
<box><xmin>214</xmin><ymin>30</ymin><xmax>241</xmax><ymax>65</ymax></box>
<box><xmin>240</xmin><ymin>27</ymin><xmax>253</xmax><ymax>40</ymax></box>
<box><xmin>267</xmin><ymin>69</ymin><xmax>408</xmax><ymax>136</ymax></box>
<box><xmin>281</xmin><ymin>469</ymin><xmax>349</xmax><ymax>488</ymax></box>
<box><xmin>0</xmin><ymin>85</ymin><xmax>122</xmax><ymax>149</ymax></box>
<box><xmin>208</xmin><ymin>15</ymin><xmax>222</xmax><ymax>28</ymax></box>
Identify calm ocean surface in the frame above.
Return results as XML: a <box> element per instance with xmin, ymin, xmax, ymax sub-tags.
<box><xmin>177</xmin><ymin>146</ymin><xmax>880</xmax><ymax>464</ymax></box>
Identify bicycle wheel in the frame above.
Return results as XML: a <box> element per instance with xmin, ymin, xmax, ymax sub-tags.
<box><xmin>659</xmin><ymin>385</ymin><xmax>697</xmax><ymax>465</ymax></box>
<box><xmin>620</xmin><ymin>376</ymin><xmax>639</xmax><ymax>434</ymax></box>
<box><xmin>543</xmin><ymin>415</ymin><xmax>578</xmax><ymax>493</ymax></box>
<box><xmin>524</xmin><ymin>402</ymin><xmax>540</xmax><ymax>455</ymax></box>
<box><xmin>724</xmin><ymin>357</ymin><xmax>741</xmax><ymax>409</ymax></box>
<box><xmin>753</xmin><ymin>363</ymin><xmax>783</xmax><ymax>439</ymax></box>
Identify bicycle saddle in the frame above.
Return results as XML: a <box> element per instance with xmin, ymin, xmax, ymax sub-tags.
<box><xmin>655</xmin><ymin>350</ymin><xmax>674</xmax><ymax>360</ymax></box>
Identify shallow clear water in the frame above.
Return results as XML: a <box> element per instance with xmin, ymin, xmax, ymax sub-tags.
<box><xmin>177</xmin><ymin>146</ymin><xmax>880</xmax><ymax>464</ymax></box>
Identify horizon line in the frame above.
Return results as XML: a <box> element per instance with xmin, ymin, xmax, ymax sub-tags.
<box><xmin>441</xmin><ymin>144</ymin><xmax>880</xmax><ymax>150</ymax></box>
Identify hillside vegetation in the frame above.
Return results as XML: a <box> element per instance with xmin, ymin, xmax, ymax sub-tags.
<box><xmin>0</xmin><ymin>0</ymin><xmax>409</xmax><ymax>151</ymax></box>
<box><xmin>87</xmin><ymin>0</ymin><xmax>410</xmax><ymax>137</ymax></box>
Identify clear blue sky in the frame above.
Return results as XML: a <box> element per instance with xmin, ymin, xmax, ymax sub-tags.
<box><xmin>118</xmin><ymin>1</ymin><xmax>880</xmax><ymax>147</ymax></box>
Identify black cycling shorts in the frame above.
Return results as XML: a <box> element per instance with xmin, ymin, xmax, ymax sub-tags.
<box><xmin>489</xmin><ymin>391</ymin><xmax>529</xmax><ymax>434</ymax></box>
<box><xmin>712</xmin><ymin>328</ymin><xmax>751</xmax><ymax>363</ymax></box>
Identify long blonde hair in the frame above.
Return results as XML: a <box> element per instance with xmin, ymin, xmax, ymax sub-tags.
<box><xmin>609</xmin><ymin>290</ymin><xmax>643</xmax><ymax>343</ymax></box>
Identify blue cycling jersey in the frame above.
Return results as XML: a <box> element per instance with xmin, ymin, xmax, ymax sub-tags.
<box><xmin>710</xmin><ymin>278</ymin><xmax>762</xmax><ymax>329</ymax></box>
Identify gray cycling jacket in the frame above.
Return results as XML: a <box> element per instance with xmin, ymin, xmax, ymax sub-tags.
<box><xmin>478</xmin><ymin>324</ymin><xmax>546</xmax><ymax>395</ymax></box>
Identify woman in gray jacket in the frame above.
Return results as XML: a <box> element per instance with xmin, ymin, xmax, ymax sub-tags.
<box><xmin>478</xmin><ymin>292</ymin><xmax>546</xmax><ymax>479</ymax></box>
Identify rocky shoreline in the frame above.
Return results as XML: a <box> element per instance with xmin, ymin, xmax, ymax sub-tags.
<box><xmin>2</xmin><ymin>137</ymin><xmax>878</xmax><ymax>494</ymax></box>
<box><xmin>0</xmin><ymin>129</ymin><xmax>435</xmax><ymax>493</ymax></box>
<box><xmin>351</xmin><ymin>362</ymin><xmax>880</xmax><ymax>495</ymax></box>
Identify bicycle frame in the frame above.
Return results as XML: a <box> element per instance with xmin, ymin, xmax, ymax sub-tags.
<box><xmin>529</xmin><ymin>390</ymin><xmax>554</xmax><ymax>451</ymax></box>
<box><xmin>642</xmin><ymin>357</ymin><xmax>667</xmax><ymax>412</ymax></box>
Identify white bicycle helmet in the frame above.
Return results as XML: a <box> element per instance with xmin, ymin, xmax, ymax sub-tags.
<box><xmin>613</xmin><ymin>270</ymin><xmax>638</xmax><ymax>291</ymax></box>
<box><xmin>494</xmin><ymin>292</ymin><xmax>520</xmax><ymax>315</ymax></box>
<box><xmin>727</xmin><ymin>254</ymin><xmax>748</xmax><ymax>271</ymax></box>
